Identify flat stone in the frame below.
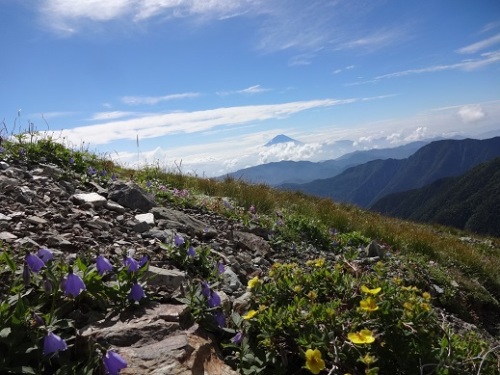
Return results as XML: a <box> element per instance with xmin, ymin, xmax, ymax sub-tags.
<box><xmin>72</xmin><ymin>192</ymin><xmax>107</xmax><ymax>207</ymax></box>
<box><xmin>26</xmin><ymin>216</ymin><xmax>48</xmax><ymax>225</ymax></box>
<box><xmin>106</xmin><ymin>200</ymin><xmax>126</xmax><ymax>213</ymax></box>
<box><xmin>0</xmin><ymin>231</ymin><xmax>17</xmax><ymax>242</ymax></box>
<box><xmin>0</xmin><ymin>213</ymin><xmax>11</xmax><ymax>221</ymax></box>
<box><xmin>146</xmin><ymin>266</ymin><xmax>186</xmax><ymax>290</ymax></box>
<box><xmin>135</xmin><ymin>213</ymin><xmax>155</xmax><ymax>225</ymax></box>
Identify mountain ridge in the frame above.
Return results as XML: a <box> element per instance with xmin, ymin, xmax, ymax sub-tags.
<box><xmin>279</xmin><ymin>136</ymin><xmax>500</xmax><ymax>208</ymax></box>
<box><xmin>371</xmin><ymin>157</ymin><xmax>500</xmax><ymax>237</ymax></box>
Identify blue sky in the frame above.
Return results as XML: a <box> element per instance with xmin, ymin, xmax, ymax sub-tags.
<box><xmin>1</xmin><ymin>0</ymin><xmax>500</xmax><ymax>176</ymax></box>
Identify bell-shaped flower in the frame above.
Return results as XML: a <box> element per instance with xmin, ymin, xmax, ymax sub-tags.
<box><xmin>187</xmin><ymin>246</ymin><xmax>196</xmax><ymax>257</ymax></box>
<box><xmin>174</xmin><ymin>234</ymin><xmax>185</xmax><ymax>246</ymax></box>
<box><xmin>43</xmin><ymin>332</ymin><xmax>67</xmax><ymax>356</ymax></box>
<box><xmin>231</xmin><ymin>332</ymin><xmax>243</xmax><ymax>344</ymax></box>
<box><xmin>201</xmin><ymin>281</ymin><xmax>211</xmax><ymax>297</ymax></box>
<box><xmin>208</xmin><ymin>291</ymin><xmax>221</xmax><ymax>308</ymax></box>
<box><xmin>139</xmin><ymin>255</ymin><xmax>148</xmax><ymax>267</ymax></box>
<box><xmin>32</xmin><ymin>312</ymin><xmax>45</xmax><ymax>327</ymax></box>
<box><xmin>216</xmin><ymin>261</ymin><xmax>225</xmax><ymax>275</ymax></box>
<box><xmin>129</xmin><ymin>282</ymin><xmax>145</xmax><ymax>302</ymax></box>
<box><xmin>103</xmin><ymin>350</ymin><xmax>127</xmax><ymax>375</ymax></box>
<box><xmin>38</xmin><ymin>248</ymin><xmax>53</xmax><ymax>264</ymax></box>
<box><xmin>65</xmin><ymin>268</ymin><xmax>86</xmax><ymax>297</ymax></box>
<box><xmin>26</xmin><ymin>253</ymin><xmax>45</xmax><ymax>273</ymax></box>
<box><xmin>124</xmin><ymin>256</ymin><xmax>139</xmax><ymax>272</ymax></box>
<box><xmin>214</xmin><ymin>311</ymin><xmax>225</xmax><ymax>328</ymax></box>
<box><xmin>96</xmin><ymin>255</ymin><xmax>113</xmax><ymax>275</ymax></box>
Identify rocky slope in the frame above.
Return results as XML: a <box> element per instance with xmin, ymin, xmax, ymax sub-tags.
<box><xmin>0</xmin><ymin>158</ymin><xmax>343</xmax><ymax>374</ymax></box>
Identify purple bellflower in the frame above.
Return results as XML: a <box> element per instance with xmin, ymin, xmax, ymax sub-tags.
<box><xmin>138</xmin><ymin>255</ymin><xmax>148</xmax><ymax>267</ymax></box>
<box><xmin>103</xmin><ymin>350</ymin><xmax>127</xmax><ymax>375</ymax></box>
<box><xmin>214</xmin><ymin>311</ymin><xmax>225</xmax><ymax>328</ymax></box>
<box><xmin>43</xmin><ymin>332</ymin><xmax>67</xmax><ymax>356</ymax></box>
<box><xmin>124</xmin><ymin>256</ymin><xmax>139</xmax><ymax>272</ymax></box>
<box><xmin>38</xmin><ymin>248</ymin><xmax>53</xmax><ymax>263</ymax></box>
<box><xmin>231</xmin><ymin>331</ymin><xmax>243</xmax><ymax>344</ymax></box>
<box><xmin>201</xmin><ymin>281</ymin><xmax>211</xmax><ymax>298</ymax></box>
<box><xmin>65</xmin><ymin>268</ymin><xmax>86</xmax><ymax>297</ymax></box>
<box><xmin>96</xmin><ymin>255</ymin><xmax>113</xmax><ymax>275</ymax></box>
<box><xmin>187</xmin><ymin>246</ymin><xmax>196</xmax><ymax>257</ymax></box>
<box><xmin>216</xmin><ymin>261</ymin><xmax>225</xmax><ymax>275</ymax></box>
<box><xmin>129</xmin><ymin>282</ymin><xmax>146</xmax><ymax>302</ymax></box>
<box><xmin>174</xmin><ymin>234</ymin><xmax>185</xmax><ymax>246</ymax></box>
<box><xmin>208</xmin><ymin>291</ymin><xmax>221</xmax><ymax>308</ymax></box>
<box><xmin>26</xmin><ymin>253</ymin><xmax>45</xmax><ymax>273</ymax></box>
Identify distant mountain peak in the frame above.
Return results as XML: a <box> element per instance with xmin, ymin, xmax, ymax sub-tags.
<box><xmin>265</xmin><ymin>134</ymin><xmax>303</xmax><ymax>147</ymax></box>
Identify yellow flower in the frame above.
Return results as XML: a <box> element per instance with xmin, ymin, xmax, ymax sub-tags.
<box><xmin>348</xmin><ymin>329</ymin><xmax>375</xmax><ymax>345</ymax></box>
<box><xmin>359</xmin><ymin>297</ymin><xmax>379</xmax><ymax>312</ymax></box>
<box><xmin>361</xmin><ymin>285</ymin><xmax>382</xmax><ymax>295</ymax></box>
<box><xmin>420</xmin><ymin>302</ymin><xmax>431</xmax><ymax>312</ymax></box>
<box><xmin>243</xmin><ymin>310</ymin><xmax>258</xmax><ymax>320</ymax></box>
<box><xmin>314</xmin><ymin>258</ymin><xmax>325</xmax><ymax>267</ymax></box>
<box><xmin>308</xmin><ymin>290</ymin><xmax>317</xmax><ymax>300</ymax></box>
<box><xmin>403</xmin><ymin>302</ymin><xmax>413</xmax><ymax>310</ymax></box>
<box><xmin>402</xmin><ymin>285</ymin><xmax>418</xmax><ymax>291</ymax></box>
<box><xmin>293</xmin><ymin>285</ymin><xmax>303</xmax><ymax>293</ymax></box>
<box><xmin>422</xmin><ymin>292</ymin><xmax>431</xmax><ymax>300</ymax></box>
<box><xmin>247</xmin><ymin>276</ymin><xmax>260</xmax><ymax>289</ymax></box>
<box><xmin>305</xmin><ymin>349</ymin><xmax>326</xmax><ymax>374</ymax></box>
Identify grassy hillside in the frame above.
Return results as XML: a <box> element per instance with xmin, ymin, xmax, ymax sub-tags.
<box><xmin>281</xmin><ymin>137</ymin><xmax>500</xmax><ymax>208</ymax></box>
<box><xmin>372</xmin><ymin>157</ymin><xmax>500</xmax><ymax>237</ymax></box>
<box><xmin>1</xmin><ymin>131</ymin><xmax>499</xmax><ymax>374</ymax></box>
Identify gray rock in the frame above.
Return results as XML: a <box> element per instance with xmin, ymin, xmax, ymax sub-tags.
<box><xmin>72</xmin><ymin>192</ymin><xmax>107</xmax><ymax>207</ymax></box>
<box><xmin>233</xmin><ymin>231</ymin><xmax>273</xmax><ymax>257</ymax></box>
<box><xmin>108</xmin><ymin>182</ymin><xmax>156</xmax><ymax>212</ymax></box>
<box><xmin>367</xmin><ymin>240</ymin><xmax>385</xmax><ymax>258</ymax></box>
<box><xmin>135</xmin><ymin>213</ymin><xmax>155</xmax><ymax>225</ymax></box>
<box><xmin>106</xmin><ymin>200</ymin><xmax>126</xmax><ymax>213</ymax></box>
<box><xmin>152</xmin><ymin>207</ymin><xmax>215</xmax><ymax>238</ymax></box>
<box><xmin>0</xmin><ymin>231</ymin><xmax>17</xmax><ymax>242</ymax></box>
<box><xmin>146</xmin><ymin>266</ymin><xmax>186</xmax><ymax>290</ymax></box>
<box><xmin>221</xmin><ymin>267</ymin><xmax>243</xmax><ymax>292</ymax></box>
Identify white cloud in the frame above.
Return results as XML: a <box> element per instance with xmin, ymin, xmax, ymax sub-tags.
<box><xmin>366</xmin><ymin>50</ymin><xmax>500</xmax><ymax>82</ymax></box>
<box><xmin>457</xmin><ymin>33</ymin><xmax>500</xmax><ymax>54</ymax></box>
<box><xmin>337</xmin><ymin>29</ymin><xmax>404</xmax><ymax>52</ymax></box>
<box><xmin>107</xmin><ymin>100</ymin><xmax>500</xmax><ymax>177</ymax></box>
<box><xmin>258</xmin><ymin>142</ymin><xmax>322</xmax><ymax>164</ymax></box>
<box><xmin>217</xmin><ymin>85</ymin><xmax>271</xmax><ymax>96</ymax></box>
<box><xmin>403</xmin><ymin>126</ymin><xmax>428</xmax><ymax>142</ymax></box>
<box><xmin>121</xmin><ymin>92</ymin><xmax>200</xmax><ymax>105</ymax></box>
<box><xmin>59</xmin><ymin>97</ymin><xmax>365</xmax><ymax>146</ymax></box>
<box><xmin>458</xmin><ymin>104</ymin><xmax>485</xmax><ymax>123</ymax></box>
<box><xmin>38</xmin><ymin>0</ymin><xmax>402</xmax><ymax>56</ymax></box>
<box><xmin>89</xmin><ymin>111</ymin><xmax>138</xmax><ymax>121</ymax></box>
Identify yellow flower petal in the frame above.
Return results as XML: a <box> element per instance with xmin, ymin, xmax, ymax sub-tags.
<box><xmin>359</xmin><ymin>297</ymin><xmax>379</xmax><ymax>312</ymax></box>
<box><xmin>242</xmin><ymin>310</ymin><xmax>258</xmax><ymax>320</ymax></box>
<box><xmin>305</xmin><ymin>349</ymin><xmax>326</xmax><ymax>374</ymax></box>
<box><xmin>361</xmin><ymin>285</ymin><xmax>382</xmax><ymax>295</ymax></box>
<box><xmin>348</xmin><ymin>329</ymin><xmax>375</xmax><ymax>345</ymax></box>
<box><xmin>247</xmin><ymin>276</ymin><xmax>260</xmax><ymax>289</ymax></box>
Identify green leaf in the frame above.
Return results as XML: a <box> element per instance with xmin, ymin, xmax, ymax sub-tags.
<box><xmin>2</xmin><ymin>252</ymin><xmax>17</xmax><ymax>272</ymax></box>
<box><xmin>75</xmin><ymin>257</ymin><xmax>87</xmax><ymax>272</ymax></box>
